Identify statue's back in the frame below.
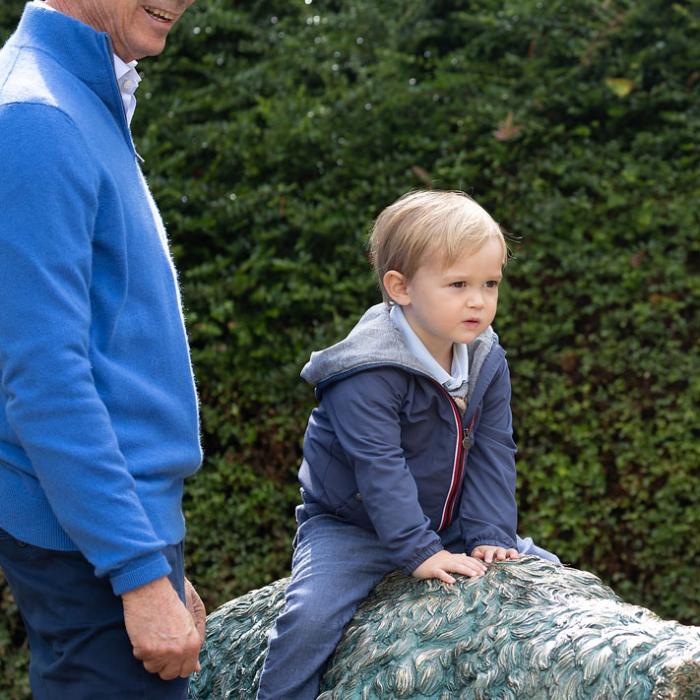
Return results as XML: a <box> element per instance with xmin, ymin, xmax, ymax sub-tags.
<box><xmin>190</xmin><ymin>558</ymin><xmax>700</xmax><ymax>699</ymax></box>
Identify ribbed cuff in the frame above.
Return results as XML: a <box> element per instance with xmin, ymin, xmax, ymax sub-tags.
<box><xmin>109</xmin><ymin>550</ymin><xmax>172</xmax><ymax>596</ymax></box>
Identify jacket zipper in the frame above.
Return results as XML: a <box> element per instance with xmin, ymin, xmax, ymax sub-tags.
<box><xmin>435</xmin><ymin>385</ymin><xmax>478</xmax><ymax>531</ymax></box>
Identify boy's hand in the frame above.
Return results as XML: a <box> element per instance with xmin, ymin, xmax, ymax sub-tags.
<box><xmin>412</xmin><ymin>550</ymin><xmax>487</xmax><ymax>584</ymax></box>
<box><xmin>471</xmin><ymin>544</ymin><xmax>519</xmax><ymax>563</ymax></box>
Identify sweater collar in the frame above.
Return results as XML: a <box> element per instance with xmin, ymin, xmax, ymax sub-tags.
<box><xmin>13</xmin><ymin>2</ymin><xmax>133</xmax><ymax>149</ymax></box>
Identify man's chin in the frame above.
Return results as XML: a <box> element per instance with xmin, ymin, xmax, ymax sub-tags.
<box><xmin>118</xmin><ymin>41</ymin><xmax>168</xmax><ymax>62</ymax></box>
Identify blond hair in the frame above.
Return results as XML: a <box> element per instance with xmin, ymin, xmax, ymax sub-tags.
<box><xmin>368</xmin><ymin>190</ymin><xmax>508</xmax><ymax>303</ymax></box>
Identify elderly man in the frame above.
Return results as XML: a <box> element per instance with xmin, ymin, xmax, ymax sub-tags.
<box><xmin>0</xmin><ymin>1</ymin><xmax>205</xmax><ymax>698</ymax></box>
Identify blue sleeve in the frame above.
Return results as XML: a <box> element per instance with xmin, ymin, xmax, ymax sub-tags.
<box><xmin>459</xmin><ymin>357</ymin><xmax>518</xmax><ymax>553</ymax></box>
<box><xmin>0</xmin><ymin>103</ymin><xmax>170</xmax><ymax>594</ymax></box>
<box><xmin>321</xmin><ymin>369</ymin><xmax>443</xmax><ymax>573</ymax></box>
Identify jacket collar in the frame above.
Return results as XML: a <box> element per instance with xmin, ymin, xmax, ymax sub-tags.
<box><xmin>11</xmin><ymin>2</ymin><xmax>133</xmax><ymax>150</ymax></box>
<box><xmin>302</xmin><ymin>302</ymin><xmax>504</xmax><ymax>422</ymax></box>
<box><xmin>389</xmin><ymin>304</ymin><xmax>469</xmax><ymax>393</ymax></box>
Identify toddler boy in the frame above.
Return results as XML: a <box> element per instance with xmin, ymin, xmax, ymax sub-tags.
<box><xmin>256</xmin><ymin>190</ymin><xmax>558</xmax><ymax>700</ymax></box>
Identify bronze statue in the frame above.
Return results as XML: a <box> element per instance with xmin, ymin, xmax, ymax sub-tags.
<box><xmin>189</xmin><ymin>557</ymin><xmax>700</xmax><ymax>699</ymax></box>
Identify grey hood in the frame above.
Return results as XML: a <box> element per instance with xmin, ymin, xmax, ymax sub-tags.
<box><xmin>301</xmin><ymin>303</ymin><xmax>497</xmax><ymax>403</ymax></box>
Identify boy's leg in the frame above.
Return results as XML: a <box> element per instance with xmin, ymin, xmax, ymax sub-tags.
<box><xmin>516</xmin><ymin>535</ymin><xmax>560</xmax><ymax>563</ymax></box>
<box><xmin>256</xmin><ymin>511</ymin><xmax>394</xmax><ymax>700</ymax></box>
<box><xmin>0</xmin><ymin>528</ymin><xmax>188</xmax><ymax>700</ymax></box>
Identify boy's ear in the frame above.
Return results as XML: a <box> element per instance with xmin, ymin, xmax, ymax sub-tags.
<box><xmin>383</xmin><ymin>270</ymin><xmax>411</xmax><ymax>305</ymax></box>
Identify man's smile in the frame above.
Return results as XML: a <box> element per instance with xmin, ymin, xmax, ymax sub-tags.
<box><xmin>143</xmin><ymin>6</ymin><xmax>177</xmax><ymax>22</ymax></box>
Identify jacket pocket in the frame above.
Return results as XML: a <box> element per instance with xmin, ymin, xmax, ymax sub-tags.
<box><xmin>334</xmin><ymin>491</ymin><xmax>364</xmax><ymax>520</ymax></box>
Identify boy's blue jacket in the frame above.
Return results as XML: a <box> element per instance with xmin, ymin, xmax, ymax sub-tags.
<box><xmin>0</xmin><ymin>4</ymin><xmax>202</xmax><ymax>594</ymax></box>
<box><xmin>299</xmin><ymin>303</ymin><xmax>518</xmax><ymax>574</ymax></box>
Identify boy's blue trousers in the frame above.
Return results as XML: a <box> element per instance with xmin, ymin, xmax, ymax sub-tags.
<box><xmin>256</xmin><ymin>503</ymin><xmax>559</xmax><ymax>700</ymax></box>
<box><xmin>0</xmin><ymin>528</ymin><xmax>188</xmax><ymax>700</ymax></box>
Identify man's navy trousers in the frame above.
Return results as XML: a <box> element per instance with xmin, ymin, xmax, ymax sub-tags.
<box><xmin>0</xmin><ymin>528</ymin><xmax>188</xmax><ymax>699</ymax></box>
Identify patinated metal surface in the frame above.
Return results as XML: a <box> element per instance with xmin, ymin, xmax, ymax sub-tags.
<box><xmin>189</xmin><ymin>557</ymin><xmax>700</xmax><ymax>699</ymax></box>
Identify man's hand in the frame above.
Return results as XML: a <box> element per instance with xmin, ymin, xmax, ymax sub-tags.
<box><xmin>185</xmin><ymin>577</ymin><xmax>206</xmax><ymax>644</ymax></box>
<box><xmin>471</xmin><ymin>544</ymin><xmax>519</xmax><ymax>563</ymax></box>
<box><xmin>122</xmin><ymin>576</ymin><xmax>203</xmax><ymax>680</ymax></box>
<box><xmin>412</xmin><ymin>549</ymin><xmax>487</xmax><ymax>584</ymax></box>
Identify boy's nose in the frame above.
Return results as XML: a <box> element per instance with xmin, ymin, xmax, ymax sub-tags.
<box><xmin>466</xmin><ymin>291</ymin><xmax>484</xmax><ymax>308</ymax></box>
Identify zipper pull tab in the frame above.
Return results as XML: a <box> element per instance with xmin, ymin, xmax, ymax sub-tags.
<box><xmin>462</xmin><ymin>428</ymin><xmax>474</xmax><ymax>449</ymax></box>
<box><xmin>462</xmin><ymin>412</ymin><xmax>478</xmax><ymax>449</ymax></box>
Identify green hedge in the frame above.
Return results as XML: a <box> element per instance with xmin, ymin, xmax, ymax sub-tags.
<box><xmin>1</xmin><ymin>0</ymin><xmax>699</xmax><ymax>696</ymax></box>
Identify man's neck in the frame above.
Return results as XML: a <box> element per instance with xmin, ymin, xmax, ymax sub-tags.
<box><xmin>44</xmin><ymin>0</ymin><xmax>70</xmax><ymax>15</ymax></box>
<box><xmin>43</xmin><ymin>1</ymin><xmax>98</xmax><ymax>38</ymax></box>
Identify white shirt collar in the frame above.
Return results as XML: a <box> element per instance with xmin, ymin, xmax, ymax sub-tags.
<box><xmin>113</xmin><ymin>54</ymin><xmax>141</xmax><ymax>126</ymax></box>
<box><xmin>390</xmin><ymin>305</ymin><xmax>469</xmax><ymax>392</ymax></box>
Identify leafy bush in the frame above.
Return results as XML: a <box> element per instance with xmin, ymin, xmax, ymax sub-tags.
<box><xmin>1</xmin><ymin>0</ymin><xmax>698</xmax><ymax>696</ymax></box>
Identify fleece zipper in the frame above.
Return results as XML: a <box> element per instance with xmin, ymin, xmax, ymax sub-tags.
<box><xmin>101</xmin><ymin>35</ymin><xmax>145</xmax><ymax>163</ymax></box>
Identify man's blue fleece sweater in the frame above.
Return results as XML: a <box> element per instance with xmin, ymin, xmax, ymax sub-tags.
<box><xmin>0</xmin><ymin>3</ymin><xmax>202</xmax><ymax>595</ymax></box>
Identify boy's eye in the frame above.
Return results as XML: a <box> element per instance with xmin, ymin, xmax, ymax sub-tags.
<box><xmin>485</xmin><ymin>280</ymin><xmax>500</xmax><ymax>289</ymax></box>
<box><xmin>450</xmin><ymin>281</ymin><xmax>466</xmax><ymax>288</ymax></box>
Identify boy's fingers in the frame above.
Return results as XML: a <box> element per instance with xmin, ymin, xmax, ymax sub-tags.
<box><xmin>507</xmin><ymin>549</ymin><xmax>519</xmax><ymax>559</ymax></box>
<box><xmin>453</xmin><ymin>562</ymin><xmax>486</xmax><ymax>578</ymax></box>
<box><xmin>464</xmin><ymin>568</ymin><xmax>485</xmax><ymax>578</ymax></box>
<box><xmin>436</xmin><ymin>569</ymin><xmax>456</xmax><ymax>584</ymax></box>
<box><xmin>458</xmin><ymin>553</ymin><xmax>486</xmax><ymax>570</ymax></box>
<box><xmin>467</xmin><ymin>557</ymin><xmax>487</xmax><ymax>573</ymax></box>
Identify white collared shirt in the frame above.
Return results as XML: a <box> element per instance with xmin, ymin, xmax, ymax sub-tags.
<box><xmin>390</xmin><ymin>305</ymin><xmax>469</xmax><ymax>393</ymax></box>
<box><xmin>113</xmin><ymin>54</ymin><xmax>141</xmax><ymax>126</ymax></box>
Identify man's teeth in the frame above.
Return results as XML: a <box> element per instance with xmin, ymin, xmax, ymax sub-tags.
<box><xmin>144</xmin><ymin>6</ymin><xmax>176</xmax><ymax>21</ymax></box>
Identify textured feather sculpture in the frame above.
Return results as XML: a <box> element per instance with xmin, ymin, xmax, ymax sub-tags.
<box><xmin>189</xmin><ymin>557</ymin><xmax>700</xmax><ymax>699</ymax></box>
